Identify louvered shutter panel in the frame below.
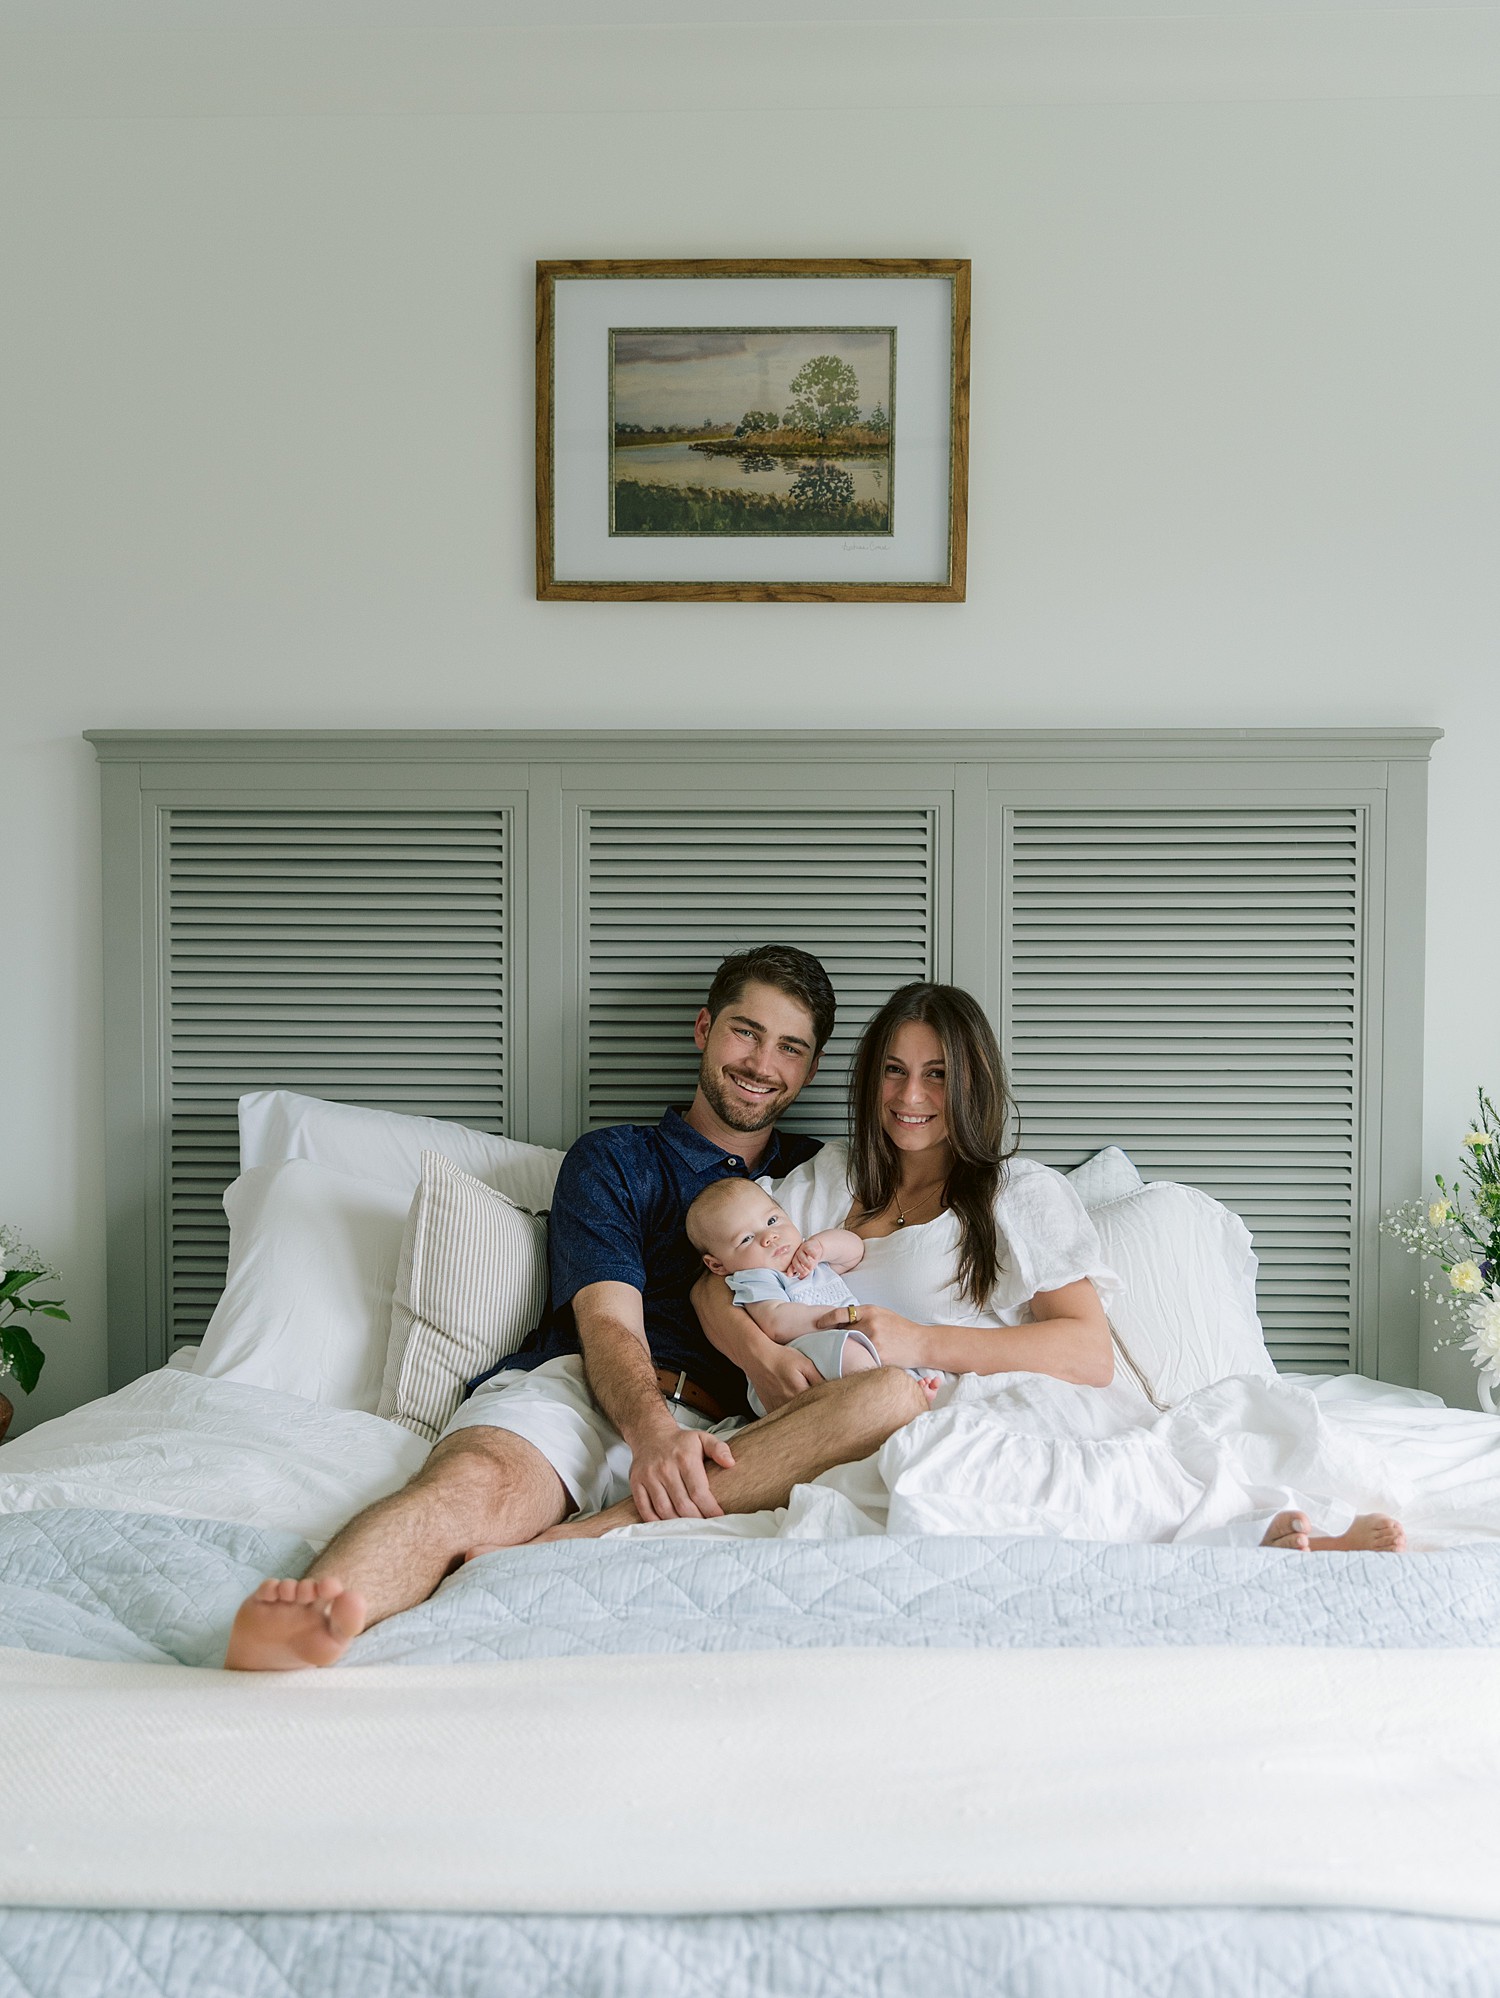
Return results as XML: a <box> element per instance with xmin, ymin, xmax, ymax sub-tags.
<box><xmin>164</xmin><ymin>809</ymin><xmax>509</xmax><ymax>1347</ymax></box>
<box><xmin>1005</xmin><ymin>807</ymin><xmax>1361</xmax><ymax>1370</ymax></box>
<box><xmin>582</xmin><ymin>807</ymin><xmax>938</xmax><ymax>1137</ymax></box>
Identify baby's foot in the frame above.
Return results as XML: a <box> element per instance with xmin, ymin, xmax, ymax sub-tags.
<box><xmin>223</xmin><ymin>1575</ymin><xmax>366</xmax><ymax>1671</ymax></box>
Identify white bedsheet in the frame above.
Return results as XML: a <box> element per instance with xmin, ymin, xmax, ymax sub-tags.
<box><xmin>5</xmin><ymin>1365</ymin><xmax>1500</xmax><ymax>1558</ymax></box>
<box><xmin>0</xmin><ymin>1371</ymin><xmax>427</xmax><ymax>1550</ymax></box>
<box><xmin>6</xmin><ymin>1640</ymin><xmax>1500</xmax><ymax>1917</ymax></box>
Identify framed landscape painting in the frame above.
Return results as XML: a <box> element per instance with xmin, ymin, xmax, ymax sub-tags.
<box><xmin>537</xmin><ymin>258</ymin><xmax>969</xmax><ymax>602</ymax></box>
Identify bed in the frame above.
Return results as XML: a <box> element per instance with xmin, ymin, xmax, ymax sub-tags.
<box><xmin>9</xmin><ymin>723</ymin><xmax>1497</xmax><ymax>1997</ymax></box>
<box><xmin>6</xmin><ymin>1088</ymin><xmax>1500</xmax><ymax>1997</ymax></box>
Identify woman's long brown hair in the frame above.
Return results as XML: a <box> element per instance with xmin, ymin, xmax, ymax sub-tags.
<box><xmin>847</xmin><ymin>983</ymin><xmax>1018</xmax><ymax>1309</ymax></box>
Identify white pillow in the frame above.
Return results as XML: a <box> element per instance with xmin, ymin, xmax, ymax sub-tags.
<box><xmin>1066</xmin><ymin>1145</ymin><xmax>1144</xmax><ymax>1211</ymax></box>
<box><xmin>379</xmin><ymin>1150</ymin><xmax>550</xmax><ymax>1442</ymax></box>
<box><xmin>194</xmin><ymin>1159</ymin><xmax>410</xmax><ymax>1413</ymax></box>
<box><xmin>238</xmin><ymin>1090</ymin><xmax>565</xmax><ymax>1215</ymax></box>
<box><xmin>1090</xmin><ymin>1179</ymin><xmax>1275</xmax><ymax>1406</ymax></box>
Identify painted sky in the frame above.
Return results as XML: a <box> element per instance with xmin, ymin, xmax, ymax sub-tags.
<box><xmin>611</xmin><ymin>327</ymin><xmax>893</xmax><ymax>429</ymax></box>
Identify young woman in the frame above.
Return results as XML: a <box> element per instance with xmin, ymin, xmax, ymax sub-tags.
<box><xmin>698</xmin><ymin>982</ymin><xmax>1403</xmax><ymax>1554</ymax></box>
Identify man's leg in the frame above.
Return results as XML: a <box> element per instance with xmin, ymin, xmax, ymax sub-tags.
<box><xmin>224</xmin><ymin>1427</ymin><xmax>569</xmax><ymax>1670</ymax></box>
<box><xmin>540</xmin><ymin>1366</ymin><xmax>929</xmax><ymax>1542</ymax></box>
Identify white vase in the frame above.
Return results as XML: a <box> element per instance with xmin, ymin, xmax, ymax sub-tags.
<box><xmin>1480</xmin><ymin>1372</ymin><xmax>1499</xmax><ymax>1416</ymax></box>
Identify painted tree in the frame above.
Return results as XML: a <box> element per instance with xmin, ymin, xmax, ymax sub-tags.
<box><xmin>867</xmin><ymin>404</ymin><xmax>889</xmax><ymax>435</ymax></box>
<box><xmin>735</xmin><ymin>409</ymin><xmax>780</xmax><ymax>436</ymax></box>
<box><xmin>785</xmin><ymin>355</ymin><xmax>861</xmax><ymax>437</ymax></box>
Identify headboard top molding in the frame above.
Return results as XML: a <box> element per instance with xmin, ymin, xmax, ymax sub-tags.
<box><xmin>85</xmin><ymin>727</ymin><xmax>1444</xmax><ymax>767</ymax></box>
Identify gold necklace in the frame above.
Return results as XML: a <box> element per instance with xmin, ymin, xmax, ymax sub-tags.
<box><xmin>894</xmin><ymin>1183</ymin><xmax>945</xmax><ymax>1227</ymax></box>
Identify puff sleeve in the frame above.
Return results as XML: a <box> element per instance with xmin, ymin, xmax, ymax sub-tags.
<box><xmin>995</xmin><ymin>1162</ymin><xmax>1122</xmax><ymax>1315</ymax></box>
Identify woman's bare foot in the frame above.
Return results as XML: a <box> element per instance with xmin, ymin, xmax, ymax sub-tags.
<box><xmin>223</xmin><ymin>1575</ymin><xmax>367</xmax><ymax>1671</ymax></box>
<box><xmin>1262</xmin><ymin>1510</ymin><xmax>1313</xmax><ymax>1550</ymax></box>
<box><xmin>1261</xmin><ymin>1509</ymin><xmax>1406</xmax><ymax>1553</ymax></box>
<box><xmin>1310</xmin><ymin>1513</ymin><xmax>1406</xmax><ymax>1552</ymax></box>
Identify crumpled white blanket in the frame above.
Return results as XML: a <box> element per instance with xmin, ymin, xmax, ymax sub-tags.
<box><xmin>620</xmin><ymin>1371</ymin><xmax>1500</xmax><ymax>1550</ymax></box>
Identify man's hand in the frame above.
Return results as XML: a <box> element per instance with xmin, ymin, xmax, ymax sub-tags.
<box><xmin>743</xmin><ymin>1340</ymin><xmax>823</xmax><ymax>1414</ymax></box>
<box><xmin>627</xmin><ymin>1415</ymin><xmax>736</xmax><ymax>1521</ymax></box>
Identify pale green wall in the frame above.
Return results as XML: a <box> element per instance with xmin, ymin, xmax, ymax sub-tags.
<box><xmin>2</xmin><ymin>15</ymin><xmax>1497</xmax><ymax>1429</ymax></box>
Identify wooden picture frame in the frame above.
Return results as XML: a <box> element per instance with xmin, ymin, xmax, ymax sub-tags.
<box><xmin>536</xmin><ymin>258</ymin><xmax>969</xmax><ymax>602</ymax></box>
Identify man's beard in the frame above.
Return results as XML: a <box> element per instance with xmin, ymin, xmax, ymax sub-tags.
<box><xmin>697</xmin><ymin>1055</ymin><xmax>785</xmax><ymax>1134</ymax></box>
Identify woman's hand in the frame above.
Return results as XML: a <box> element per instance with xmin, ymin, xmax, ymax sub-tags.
<box><xmin>813</xmin><ymin>1304</ymin><xmax>929</xmax><ymax>1368</ymax></box>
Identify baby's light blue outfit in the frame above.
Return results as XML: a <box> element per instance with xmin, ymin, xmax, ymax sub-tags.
<box><xmin>727</xmin><ymin>1263</ymin><xmax>880</xmax><ymax>1419</ymax></box>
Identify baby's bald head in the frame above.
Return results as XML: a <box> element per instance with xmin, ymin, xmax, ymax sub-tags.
<box><xmin>685</xmin><ymin>1178</ymin><xmax>800</xmax><ymax>1277</ymax></box>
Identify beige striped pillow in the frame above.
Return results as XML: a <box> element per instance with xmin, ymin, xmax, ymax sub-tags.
<box><xmin>379</xmin><ymin>1149</ymin><xmax>549</xmax><ymax>1442</ymax></box>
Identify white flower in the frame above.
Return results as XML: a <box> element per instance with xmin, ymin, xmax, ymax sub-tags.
<box><xmin>1450</xmin><ymin>1260</ymin><xmax>1484</xmax><ymax>1294</ymax></box>
<box><xmin>1463</xmin><ymin>1289</ymin><xmax>1500</xmax><ymax>1379</ymax></box>
<box><xmin>1462</xmin><ymin>1130</ymin><xmax>1491</xmax><ymax>1150</ymax></box>
<box><xmin>1429</xmin><ymin>1199</ymin><xmax>1452</xmax><ymax>1228</ymax></box>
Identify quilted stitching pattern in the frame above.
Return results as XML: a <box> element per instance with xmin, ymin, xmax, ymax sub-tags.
<box><xmin>0</xmin><ymin>1512</ymin><xmax>311</xmax><ymax>1667</ymax></box>
<box><xmin>6</xmin><ymin>1511</ymin><xmax>1500</xmax><ymax>1671</ymax></box>
<box><xmin>4</xmin><ymin>1906</ymin><xmax>1500</xmax><ymax>1998</ymax></box>
<box><xmin>352</xmin><ymin>1531</ymin><xmax>1500</xmax><ymax>1666</ymax></box>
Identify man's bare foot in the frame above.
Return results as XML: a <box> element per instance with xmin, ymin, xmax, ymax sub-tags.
<box><xmin>1261</xmin><ymin>1509</ymin><xmax>1406</xmax><ymax>1553</ymax></box>
<box><xmin>223</xmin><ymin>1576</ymin><xmax>367</xmax><ymax>1671</ymax></box>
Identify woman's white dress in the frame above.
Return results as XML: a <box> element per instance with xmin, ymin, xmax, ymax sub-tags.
<box><xmin>764</xmin><ymin>1144</ymin><xmax>1425</xmax><ymax>1547</ymax></box>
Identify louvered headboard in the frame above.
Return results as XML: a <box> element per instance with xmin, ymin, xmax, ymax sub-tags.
<box><xmin>89</xmin><ymin>728</ymin><xmax>1438</xmax><ymax>1387</ymax></box>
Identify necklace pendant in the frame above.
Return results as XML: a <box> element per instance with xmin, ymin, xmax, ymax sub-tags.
<box><xmin>895</xmin><ymin>1210</ymin><xmax>906</xmax><ymax>1227</ymax></box>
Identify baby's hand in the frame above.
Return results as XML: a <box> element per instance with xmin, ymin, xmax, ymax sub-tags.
<box><xmin>788</xmin><ymin>1236</ymin><xmax>826</xmax><ymax>1280</ymax></box>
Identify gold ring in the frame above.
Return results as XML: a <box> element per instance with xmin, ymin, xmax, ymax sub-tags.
<box><xmin>846</xmin><ymin>1303</ymin><xmax>859</xmax><ymax>1326</ymax></box>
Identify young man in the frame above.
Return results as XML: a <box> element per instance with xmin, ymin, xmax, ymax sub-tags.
<box><xmin>226</xmin><ymin>944</ymin><xmax>929</xmax><ymax>1670</ymax></box>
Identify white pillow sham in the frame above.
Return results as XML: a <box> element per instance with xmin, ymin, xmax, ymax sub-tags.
<box><xmin>193</xmin><ymin>1159</ymin><xmax>410</xmax><ymax>1413</ymax></box>
<box><xmin>238</xmin><ymin>1090</ymin><xmax>565</xmax><ymax>1215</ymax></box>
<box><xmin>379</xmin><ymin>1150</ymin><xmax>550</xmax><ymax>1442</ymax></box>
<box><xmin>1066</xmin><ymin>1145</ymin><xmax>1144</xmax><ymax>1211</ymax></box>
<box><xmin>1090</xmin><ymin>1178</ymin><xmax>1275</xmax><ymax>1406</ymax></box>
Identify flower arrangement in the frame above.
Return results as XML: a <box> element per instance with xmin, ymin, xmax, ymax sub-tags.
<box><xmin>1381</xmin><ymin>1090</ymin><xmax>1500</xmax><ymax>1386</ymax></box>
<box><xmin>0</xmin><ymin>1226</ymin><xmax>69</xmax><ymax>1397</ymax></box>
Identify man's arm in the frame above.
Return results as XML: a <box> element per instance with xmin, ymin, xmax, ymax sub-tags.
<box><xmin>574</xmin><ymin>1280</ymin><xmax>735</xmax><ymax>1520</ymax></box>
<box><xmin>693</xmin><ymin>1270</ymin><xmax>822</xmax><ymax>1412</ymax></box>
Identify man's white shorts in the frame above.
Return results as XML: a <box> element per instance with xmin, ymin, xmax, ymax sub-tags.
<box><xmin>439</xmin><ymin>1353</ymin><xmax>745</xmax><ymax>1516</ymax></box>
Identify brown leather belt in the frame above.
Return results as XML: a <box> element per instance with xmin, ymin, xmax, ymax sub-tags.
<box><xmin>653</xmin><ymin>1366</ymin><xmax>728</xmax><ymax>1422</ymax></box>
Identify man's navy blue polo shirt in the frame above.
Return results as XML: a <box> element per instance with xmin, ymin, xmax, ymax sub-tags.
<box><xmin>479</xmin><ymin>1109</ymin><xmax>822</xmax><ymax>1418</ymax></box>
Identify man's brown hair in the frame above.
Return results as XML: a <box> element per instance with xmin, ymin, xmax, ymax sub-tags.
<box><xmin>705</xmin><ymin>945</ymin><xmax>836</xmax><ymax>1053</ymax></box>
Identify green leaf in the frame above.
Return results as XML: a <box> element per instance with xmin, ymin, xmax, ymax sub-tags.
<box><xmin>35</xmin><ymin>1306</ymin><xmax>69</xmax><ymax>1320</ymax></box>
<box><xmin>0</xmin><ymin>1269</ymin><xmax>45</xmax><ymax>1304</ymax></box>
<box><xmin>0</xmin><ymin>1324</ymin><xmax>45</xmax><ymax>1396</ymax></box>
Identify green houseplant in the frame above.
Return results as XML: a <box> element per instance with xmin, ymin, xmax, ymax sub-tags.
<box><xmin>1381</xmin><ymin>1089</ymin><xmax>1500</xmax><ymax>1400</ymax></box>
<box><xmin>0</xmin><ymin>1227</ymin><xmax>69</xmax><ymax>1441</ymax></box>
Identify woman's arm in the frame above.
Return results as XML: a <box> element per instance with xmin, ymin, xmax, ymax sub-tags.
<box><xmin>813</xmin><ymin>1277</ymin><xmax>1114</xmax><ymax>1388</ymax></box>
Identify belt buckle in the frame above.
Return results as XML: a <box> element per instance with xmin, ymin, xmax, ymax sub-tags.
<box><xmin>667</xmin><ymin>1369</ymin><xmax>688</xmax><ymax>1407</ymax></box>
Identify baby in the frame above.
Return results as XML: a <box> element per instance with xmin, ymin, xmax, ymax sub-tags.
<box><xmin>686</xmin><ymin>1177</ymin><xmax>936</xmax><ymax>1419</ymax></box>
